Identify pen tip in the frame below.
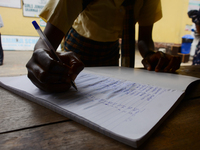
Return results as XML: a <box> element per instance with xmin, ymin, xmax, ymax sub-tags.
<box><xmin>71</xmin><ymin>81</ymin><xmax>78</xmax><ymax>91</ymax></box>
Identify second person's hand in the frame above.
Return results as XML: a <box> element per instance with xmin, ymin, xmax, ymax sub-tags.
<box><xmin>142</xmin><ymin>51</ymin><xmax>181</xmax><ymax>72</ymax></box>
<box><xmin>138</xmin><ymin>41</ymin><xmax>181</xmax><ymax>72</ymax></box>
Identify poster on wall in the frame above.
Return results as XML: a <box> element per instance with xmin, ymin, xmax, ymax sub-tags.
<box><xmin>188</xmin><ymin>0</ymin><xmax>200</xmax><ymax>11</ymax></box>
<box><xmin>2</xmin><ymin>35</ymin><xmax>39</xmax><ymax>51</ymax></box>
<box><xmin>1</xmin><ymin>35</ymin><xmax>61</xmax><ymax>51</ymax></box>
<box><xmin>0</xmin><ymin>0</ymin><xmax>21</xmax><ymax>8</ymax></box>
<box><xmin>22</xmin><ymin>0</ymin><xmax>49</xmax><ymax>17</ymax></box>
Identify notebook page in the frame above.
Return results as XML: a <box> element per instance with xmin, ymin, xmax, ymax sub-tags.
<box><xmin>56</xmin><ymin>72</ymin><xmax>183</xmax><ymax>139</ymax></box>
<box><xmin>85</xmin><ymin>67</ymin><xmax>199</xmax><ymax>91</ymax></box>
<box><xmin>0</xmin><ymin>71</ymin><xmax>183</xmax><ymax>142</ymax></box>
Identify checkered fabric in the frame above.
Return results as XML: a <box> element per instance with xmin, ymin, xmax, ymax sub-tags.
<box><xmin>64</xmin><ymin>0</ymin><xmax>135</xmax><ymax>67</ymax></box>
<box><xmin>64</xmin><ymin>28</ymin><xmax>120</xmax><ymax>67</ymax></box>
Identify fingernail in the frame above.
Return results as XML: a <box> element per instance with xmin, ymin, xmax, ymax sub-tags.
<box><xmin>147</xmin><ymin>65</ymin><xmax>151</xmax><ymax>71</ymax></box>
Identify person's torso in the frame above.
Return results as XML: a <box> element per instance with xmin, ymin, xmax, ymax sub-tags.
<box><xmin>72</xmin><ymin>0</ymin><xmax>145</xmax><ymax>42</ymax></box>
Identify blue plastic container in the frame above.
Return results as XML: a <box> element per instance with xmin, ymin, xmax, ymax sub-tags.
<box><xmin>181</xmin><ymin>34</ymin><xmax>194</xmax><ymax>54</ymax></box>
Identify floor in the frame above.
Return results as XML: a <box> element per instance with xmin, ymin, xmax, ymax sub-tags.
<box><xmin>0</xmin><ymin>50</ymin><xmax>193</xmax><ymax>77</ymax></box>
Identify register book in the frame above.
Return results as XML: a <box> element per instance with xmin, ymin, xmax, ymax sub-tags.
<box><xmin>0</xmin><ymin>67</ymin><xmax>199</xmax><ymax>148</ymax></box>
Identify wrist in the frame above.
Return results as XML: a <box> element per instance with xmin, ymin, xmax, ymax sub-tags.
<box><xmin>144</xmin><ymin>50</ymin><xmax>155</xmax><ymax>58</ymax></box>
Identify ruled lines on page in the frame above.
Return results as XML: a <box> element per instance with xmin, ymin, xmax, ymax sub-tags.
<box><xmin>0</xmin><ymin>71</ymin><xmax>185</xmax><ymax>143</ymax></box>
<box><xmin>52</xmin><ymin>72</ymin><xmax>182</xmax><ymax>139</ymax></box>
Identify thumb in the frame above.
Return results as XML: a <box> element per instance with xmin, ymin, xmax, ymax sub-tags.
<box><xmin>142</xmin><ymin>58</ymin><xmax>152</xmax><ymax>71</ymax></box>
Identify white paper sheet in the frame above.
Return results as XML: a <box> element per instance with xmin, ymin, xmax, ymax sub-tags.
<box><xmin>0</xmin><ymin>67</ymin><xmax>199</xmax><ymax>147</ymax></box>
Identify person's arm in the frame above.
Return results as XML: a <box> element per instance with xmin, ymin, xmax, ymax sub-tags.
<box><xmin>35</xmin><ymin>22</ymin><xmax>65</xmax><ymax>51</ymax></box>
<box><xmin>26</xmin><ymin>0</ymin><xmax>85</xmax><ymax>92</ymax></box>
<box><xmin>138</xmin><ymin>25</ymin><xmax>181</xmax><ymax>72</ymax></box>
<box><xmin>195</xmin><ymin>24</ymin><xmax>200</xmax><ymax>35</ymax></box>
<box><xmin>138</xmin><ymin>25</ymin><xmax>155</xmax><ymax>58</ymax></box>
<box><xmin>26</xmin><ymin>22</ymin><xmax>84</xmax><ymax>92</ymax></box>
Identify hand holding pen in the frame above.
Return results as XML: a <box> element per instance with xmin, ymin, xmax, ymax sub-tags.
<box><xmin>32</xmin><ymin>21</ymin><xmax>78</xmax><ymax>90</ymax></box>
<box><xmin>26</xmin><ymin>21</ymin><xmax>84</xmax><ymax>92</ymax></box>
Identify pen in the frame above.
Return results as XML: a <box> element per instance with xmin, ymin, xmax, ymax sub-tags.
<box><xmin>32</xmin><ymin>20</ymin><xmax>77</xmax><ymax>91</ymax></box>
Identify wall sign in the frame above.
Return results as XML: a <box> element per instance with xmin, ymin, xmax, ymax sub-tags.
<box><xmin>2</xmin><ymin>35</ymin><xmax>61</xmax><ymax>51</ymax></box>
<box><xmin>188</xmin><ymin>0</ymin><xmax>200</xmax><ymax>11</ymax></box>
<box><xmin>0</xmin><ymin>0</ymin><xmax>21</xmax><ymax>8</ymax></box>
<box><xmin>2</xmin><ymin>35</ymin><xmax>39</xmax><ymax>51</ymax></box>
<box><xmin>22</xmin><ymin>0</ymin><xmax>49</xmax><ymax>17</ymax></box>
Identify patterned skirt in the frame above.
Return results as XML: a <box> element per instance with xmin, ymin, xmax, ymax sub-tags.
<box><xmin>64</xmin><ymin>28</ymin><xmax>120</xmax><ymax>67</ymax></box>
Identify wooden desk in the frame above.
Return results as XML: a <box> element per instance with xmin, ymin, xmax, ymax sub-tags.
<box><xmin>0</xmin><ymin>66</ymin><xmax>200</xmax><ymax>150</ymax></box>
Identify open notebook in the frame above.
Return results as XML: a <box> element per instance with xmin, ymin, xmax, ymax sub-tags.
<box><xmin>0</xmin><ymin>67</ymin><xmax>199</xmax><ymax>148</ymax></box>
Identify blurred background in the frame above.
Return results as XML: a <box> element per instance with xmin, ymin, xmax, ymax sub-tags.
<box><xmin>0</xmin><ymin>0</ymin><xmax>199</xmax><ymax>76</ymax></box>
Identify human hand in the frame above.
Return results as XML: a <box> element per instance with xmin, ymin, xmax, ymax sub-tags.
<box><xmin>141</xmin><ymin>51</ymin><xmax>181</xmax><ymax>72</ymax></box>
<box><xmin>26</xmin><ymin>49</ymin><xmax>84</xmax><ymax>92</ymax></box>
<box><xmin>138</xmin><ymin>41</ymin><xmax>181</xmax><ymax>72</ymax></box>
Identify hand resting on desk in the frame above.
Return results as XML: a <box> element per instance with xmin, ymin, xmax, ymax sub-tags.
<box><xmin>142</xmin><ymin>52</ymin><xmax>181</xmax><ymax>72</ymax></box>
<box><xmin>26</xmin><ymin>49</ymin><xmax>84</xmax><ymax>92</ymax></box>
<box><xmin>138</xmin><ymin>41</ymin><xmax>181</xmax><ymax>72</ymax></box>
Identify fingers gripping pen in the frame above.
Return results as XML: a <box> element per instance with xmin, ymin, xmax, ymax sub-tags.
<box><xmin>32</xmin><ymin>20</ymin><xmax>77</xmax><ymax>91</ymax></box>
